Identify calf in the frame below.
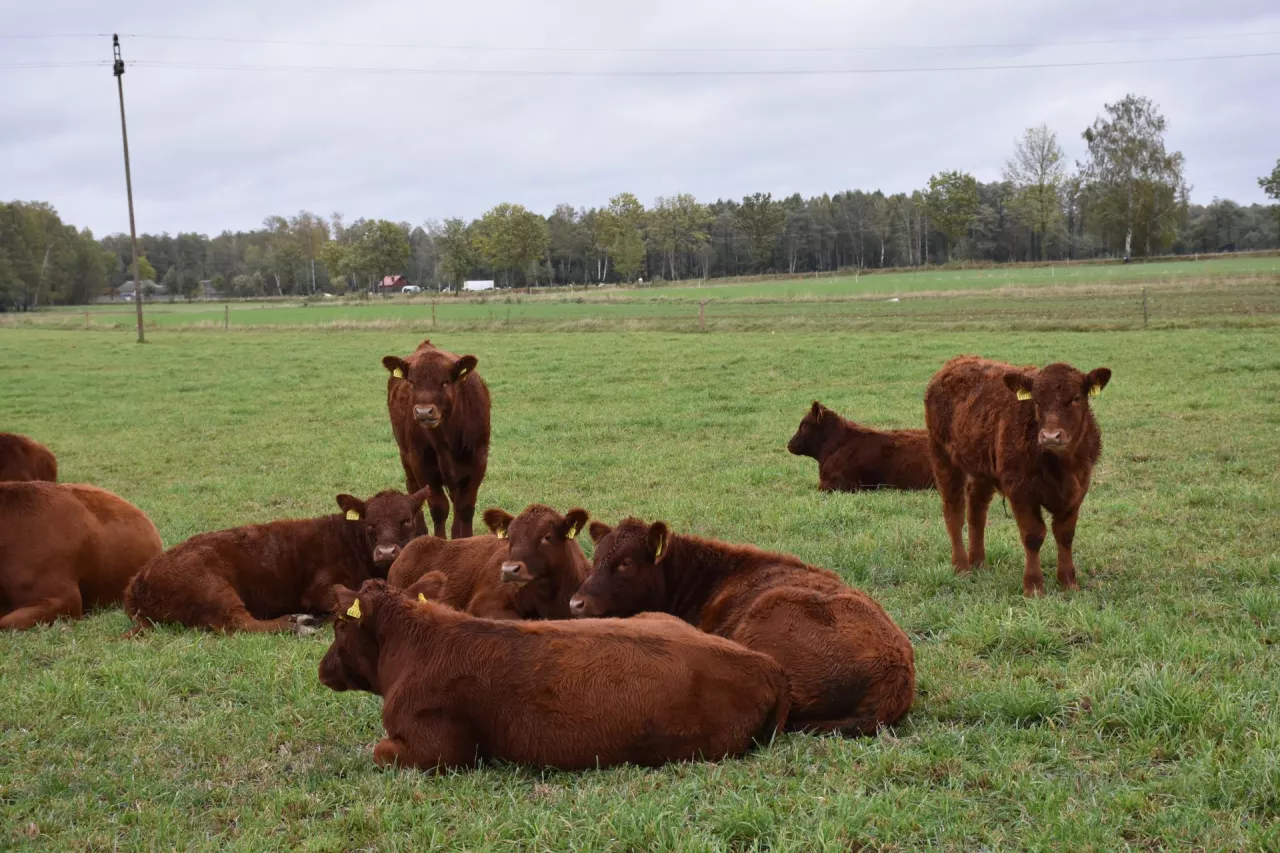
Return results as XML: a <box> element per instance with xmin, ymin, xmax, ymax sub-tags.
<box><xmin>787</xmin><ymin>401</ymin><xmax>934</xmax><ymax>492</ymax></box>
<box><xmin>383</xmin><ymin>339</ymin><xmax>490</xmax><ymax>538</ymax></box>
<box><xmin>571</xmin><ymin>519</ymin><xmax>915</xmax><ymax>737</ymax></box>
<box><xmin>1</xmin><ymin>482</ymin><xmax>161</xmax><ymax>629</ymax></box>
<box><xmin>0</xmin><ymin>432</ymin><xmax>58</xmax><ymax>482</ymax></box>
<box><xmin>924</xmin><ymin>356</ymin><xmax>1111</xmax><ymax>596</ymax></box>
<box><xmin>387</xmin><ymin>505</ymin><xmax>589</xmax><ymax>620</ymax></box>
<box><xmin>319</xmin><ymin>579</ymin><xmax>790</xmax><ymax>771</ymax></box>
<box><xmin>125</xmin><ymin>488</ymin><xmax>428</xmax><ymax>634</ymax></box>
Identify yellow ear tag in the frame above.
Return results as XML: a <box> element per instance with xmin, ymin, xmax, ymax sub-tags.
<box><xmin>417</xmin><ymin>593</ymin><xmax>427</xmax><ymax>602</ymax></box>
<box><xmin>392</xmin><ymin>368</ymin><xmax>404</xmax><ymax>379</ymax></box>
<box><xmin>346</xmin><ymin>598</ymin><xmax>362</xmax><ymax>619</ymax></box>
<box><xmin>1016</xmin><ymin>389</ymin><xmax>1032</xmax><ymax>401</ymax></box>
<box><xmin>496</xmin><ymin>528</ymin><xmax>507</xmax><ymax>539</ymax></box>
<box><xmin>566</xmin><ymin>525</ymin><xmax>579</xmax><ymax>540</ymax></box>
<box><xmin>345</xmin><ymin>509</ymin><xmax>361</xmax><ymax>521</ymax></box>
<box><xmin>654</xmin><ymin>537</ymin><xmax>665</xmax><ymax>559</ymax></box>
<box><xmin>1088</xmin><ymin>385</ymin><xmax>1100</xmax><ymax>397</ymax></box>
<box><xmin>456</xmin><ymin>367</ymin><xmax>469</xmax><ymax>381</ymax></box>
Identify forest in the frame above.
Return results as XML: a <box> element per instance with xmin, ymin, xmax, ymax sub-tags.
<box><xmin>3</xmin><ymin>94</ymin><xmax>1279</xmax><ymax>307</ymax></box>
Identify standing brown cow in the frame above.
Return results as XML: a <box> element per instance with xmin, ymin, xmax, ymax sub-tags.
<box><xmin>0</xmin><ymin>433</ymin><xmax>58</xmax><ymax>482</ymax></box>
<box><xmin>787</xmin><ymin>402</ymin><xmax>934</xmax><ymax>492</ymax></box>
<box><xmin>382</xmin><ymin>339</ymin><xmax>490</xmax><ymax>539</ymax></box>
<box><xmin>924</xmin><ymin>355</ymin><xmax>1111</xmax><ymax>597</ymax></box>
<box><xmin>387</xmin><ymin>504</ymin><xmax>589</xmax><ymax>620</ymax></box>
<box><xmin>570</xmin><ymin>519</ymin><xmax>916</xmax><ymax>737</ymax></box>
<box><xmin>1</xmin><ymin>482</ymin><xmax>162</xmax><ymax>629</ymax></box>
<box><xmin>124</xmin><ymin>489</ymin><xmax>428</xmax><ymax>634</ymax></box>
<box><xmin>319</xmin><ymin>579</ymin><xmax>790</xmax><ymax>771</ymax></box>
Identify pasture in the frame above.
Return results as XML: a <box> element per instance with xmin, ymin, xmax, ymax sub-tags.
<box><xmin>2</xmin><ymin>297</ymin><xmax>1279</xmax><ymax>847</ymax></box>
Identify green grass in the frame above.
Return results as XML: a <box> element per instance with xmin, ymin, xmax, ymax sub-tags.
<box><xmin>2</xmin><ymin>311</ymin><xmax>1279</xmax><ymax>848</ymax></box>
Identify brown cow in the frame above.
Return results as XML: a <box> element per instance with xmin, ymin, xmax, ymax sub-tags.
<box><xmin>924</xmin><ymin>355</ymin><xmax>1111</xmax><ymax>597</ymax></box>
<box><xmin>319</xmin><ymin>579</ymin><xmax>790</xmax><ymax>771</ymax></box>
<box><xmin>387</xmin><ymin>505</ymin><xmax>589</xmax><ymax>620</ymax></box>
<box><xmin>571</xmin><ymin>519</ymin><xmax>915</xmax><ymax>737</ymax></box>
<box><xmin>0</xmin><ymin>482</ymin><xmax>161</xmax><ymax>629</ymax></box>
<box><xmin>0</xmin><ymin>432</ymin><xmax>58</xmax><ymax>482</ymax></box>
<box><xmin>124</xmin><ymin>488</ymin><xmax>428</xmax><ymax>634</ymax></box>
<box><xmin>787</xmin><ymin>401</ymin><xmax>934</xmax><ymax>492</ymax></box>
<box><xmin>383</xmin><ymin>339</ymin><xmax>490</xmax><ymax>539</ymax></box>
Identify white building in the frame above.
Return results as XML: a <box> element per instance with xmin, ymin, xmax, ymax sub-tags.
<box><xmin>463</xmin><ymin>280</ymin><xmax>495</xmax><ymax>292</ymax></box>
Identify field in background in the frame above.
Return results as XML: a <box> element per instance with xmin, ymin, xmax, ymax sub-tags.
<box><xmin>1</xmin><ymin>320</ymin><xmax>1278</xmax><ymax>850</ymax></box>
<box><xmin>7</xmin><ymin>255</ymin><xmax>1279</xmax><ymax>334</ymax></box>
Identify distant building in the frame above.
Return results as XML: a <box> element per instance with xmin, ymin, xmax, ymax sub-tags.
<box><xmin>378</xmin><ymin>275</ymin><xmax>410</xmax><ymax>292</ymax></box>
<box><xmin>117</xmin><ymin>279</ymin><xmax>162</xmax><ymax>301</ymax></box>
<box><xmin>463</xmin><ymin>280</ymin><xmax>495</xmax><ymax>292</ymax></box>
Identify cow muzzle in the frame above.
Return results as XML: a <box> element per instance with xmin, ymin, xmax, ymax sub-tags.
<box><xmin>568</xmin><ymin>595</ymin><xmax>589</xmax><ymax>617</ymax></box>
<box><xmin>1038</xmin><ymin>428</ymin><xmax>1068</xmax><ymax>453</ymax></box>
<box><xmin>373</xmin><ymin>545</ymin><xmax>400</xmax><ymax>566</ymax></box>
<box><xmin>413</xmin><ymin>405</ymin><xmax>442</xmax><ymax>428</ymax></box>
<box><xmin>500</xmin><ymin>561</ymin><xmax>531</xmax><ymax>583</ymax></box>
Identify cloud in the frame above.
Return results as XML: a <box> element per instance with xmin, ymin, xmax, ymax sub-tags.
<box><xmin>3</xmin><ymin>0</ymin><xmax>1278</xmax><ymax>235</ymax></box>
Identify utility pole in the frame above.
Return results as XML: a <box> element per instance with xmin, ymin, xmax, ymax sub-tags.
<box><xmin>113</xmin><ymin>34</ymin><xmax>145</xmax><ymax>343</ymax></box>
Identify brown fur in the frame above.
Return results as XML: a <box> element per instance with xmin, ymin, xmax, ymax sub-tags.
<box><xmin>924</xmin><ymin>355</ymin><xmax>1111</xmax><ymax>596</ymax></box>
<box><xmin>387</xmin><ymin>505</ymin><xmax>589</xmax><ymax>620</ymax></box>
<box><xmin>787</xmin><ymin>401</ymin><xmax>934</xmax><ymax>491</ymax></box>
<box><xmin>318</xmin><ymin>579</ymin><xmax>790</xmax><ymax>771</ymax></box>
<box><xmin>0</xmin><ymin>433</ymin><xmax>58</xmax><ymax>483</ymax></box>
<box><xmin>572</xmin><ymin>519</ymin><xmax>915</xmax><ymax>737</ymax></box>
<box><xmin>124</xmin><ymin>489</ymin><xmax>428</xmax><ymax>634</ymax></box>
<box><xmin>383</xmin><ymin>339</ymin><xmax>490</xmax><ymax>538</ymax></box>
<box><xmin>0</xmin><ymin>482</ymin><xmax>161</xmax><ymax>629</ymax></box>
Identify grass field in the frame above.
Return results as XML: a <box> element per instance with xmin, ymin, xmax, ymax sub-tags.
<box><xmin>2</xmin><ymin>286</ymin><xmax>1279</xmax><ymax>848</ymax></box>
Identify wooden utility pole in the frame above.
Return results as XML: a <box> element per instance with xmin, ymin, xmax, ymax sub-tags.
<box><xmin>113</xmin><ymin>35</ymin><xmax>145</xmax><ymax>343</ymax></box>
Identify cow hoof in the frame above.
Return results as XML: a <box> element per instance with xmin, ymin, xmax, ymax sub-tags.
<box><xmin>291</xmin><ymin>614</ymin><xmax>322</xmax><ymax>635</ymax></box>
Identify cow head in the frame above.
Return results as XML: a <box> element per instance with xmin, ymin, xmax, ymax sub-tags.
<box><xmin>569</xmin><ymin>517</ymin><xmax>669</xmax><ymax>618</ymax></box>
<box><xmin>336</xmin><ymin>488</ymin><xmax>430</xmax><ymax>572</ymax></box>
<box><xmin>382</xmin><ymin>339</ymin><xmax>478</xmax><ymax>430</ymax></box>
<box><xmin>1003</xmin><ymin>362</ymin><xmax>1111</xmax><ymax>455</ymax></box>
<box><xmin>787</xmin><ymin>401</ymin><xmax>834</xmax><ymax>458</ymax></box>
<box><xmin>318</xmin><ymin>581</ymin><xmax>389</xmax><ymax>694</ymax></box>
<box><xmin>483</xmin><ymin>504</ymin><xmax>589</xmax><ymax>585</ymax></box>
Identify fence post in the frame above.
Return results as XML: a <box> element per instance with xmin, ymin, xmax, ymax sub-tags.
<box><xmin>1142</xmin><ymin>287</ymin><xmax>1148</xmax><ymax>329</ymax></box>
<box><xmin>432</xmin><ymin>300</ymin><xmax>437</xmax><ymax>328</ymax></box>
<box><xmin>85</xmin><ymin>312</ymin><xmax>90</xmax><ymax>329</ymax></box>
<box><xmin>699</xmin><ymin>300</ymin><xmax>706</xmax><ymax>331</ymax></box>
<box><xmin>225</xmin><ymin>304</ymin><xmax>229</xmax><ymax>330</ymax></box>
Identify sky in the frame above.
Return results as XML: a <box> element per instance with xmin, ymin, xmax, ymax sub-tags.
<box><xmin>4</xmin><ymin>1</ymin><xmax>1279</xmax><ymax>237</ymax></box>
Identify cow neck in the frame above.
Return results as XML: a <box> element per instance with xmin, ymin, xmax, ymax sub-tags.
<box><xmin>435</xmin><ymin>377</ymin><xmax>485</xmax><ymax>456</ymax></box>
<box><xmin>662</xmin><ymin>534</ymin><xmax>756</xmax><ymax>625</ymax></box>
<box><xmin>819</xmin><ymin>416</ymin><xmax>861</xmax><ymax>460</ymax></box>
<box><xmin>329</xmin><ymin>515</ymin><xmax>377</xmax><ymax>580</ymax></box>
<box><xmin>370</xmin><ymin>596</ymin><xmax>463</xmax><ymax>694</ymax></box>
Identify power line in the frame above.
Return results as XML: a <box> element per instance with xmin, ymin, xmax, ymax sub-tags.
<box><xmin>111</xmin><ymin>51</ymin><xmax>1280</xmax><ymax>77</ymax></box>
<box><xmin>1</xmin><ymin>29</ymin><xmax>1279</xmax><ymax>53</ymax></box>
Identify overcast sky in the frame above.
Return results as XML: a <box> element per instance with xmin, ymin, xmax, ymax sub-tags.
<box><xmin>5</xmin><ymin>1</ymin><xmax>1278</xmax><ymax>237</ymax></box>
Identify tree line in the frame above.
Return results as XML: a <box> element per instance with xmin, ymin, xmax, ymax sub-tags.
<box><xmin>3</xmin><ymin>94</ymin><xmax>1279</xmax><ymax>308</ymax></box>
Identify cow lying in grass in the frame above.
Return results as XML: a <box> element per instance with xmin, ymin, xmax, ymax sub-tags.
<box><xmin>0</xmin><ymin>432</ymin><xmax>58</xmax><ymax>483</ymax></box>
<box><xmin>787</xmin><ymin>402</ymin><xmax>934</xmax><ymax>492</ymax></box>
<box><xmin>124</xmin><ymin>489</ymin><xmax>427</xmax><ymax>634</ymax></box>
<box><xmin>571</xmin><ymin>519</ymin><xmax>915</xmax><ymax>737</ymax></box>
<box><xmin>1</xmin><ymin>482</ymin><xmax>161</xmax><ymax>629</ymax></box>
<box><xmin>924</xmin><ymin>355</ymin><xmax>1111</xmax><ymax>596</ymax></box>
<box><xmin>318</xmin><ymin>579</ymin><xmax>790</xmax><ymax>771</ymax></box>
<box><xmin>388</xmin><ymin>505</ymin><xmax>589</xmax><ymax>620</ymax></box>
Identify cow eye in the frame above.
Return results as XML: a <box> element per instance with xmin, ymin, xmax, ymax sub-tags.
<box><xmin>542</xmin><ymin>534</ymin><xmax>552</xmax><ymax>544</ymax></box>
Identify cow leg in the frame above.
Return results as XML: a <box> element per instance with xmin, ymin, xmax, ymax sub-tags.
<box><xmin>965</xmin><ymin>480</ymin><xmax>997</xmax><ymax>569</ymax></box>
<box><xmin>1011</xmin><ymin>501</ymin><xmax>1048</xmax><ymax>597</ymax></box>
<box><xmin>374</xmin><ymin>720</ymin><xmax>477</xmax><ymax>772</ymax></box>
<box><xmin>424</xmin><ymin>485</ymin><xmax>450</xmax><ymax>539</ymax></box>
<box><xmin>404</xmin><ymin>470</ymin><xmax>428</xmax><ymax>536</ymax></box>
<box><xmin>0</xmin><ymin>586</ymin><xmax>83</xmax><ymax>630</ymax></box>
<box><xmin>227</xmin><ymin>609</ymin><xmax>319</xmax><ymax>635</ymax></box>
<box><xmin>449</xmin><ymin>477</ymin><xmax>478</xmax><ymax>540</ymax></box>
<box><xmin>1051</xmin><ymin>508</ymin><xmax>1081</xmax><ymax>592</ymax></box>
<box><xmin>932</xmin><ymin>454</ymin><xmax>969</xmax><ymax>573</ymax></box>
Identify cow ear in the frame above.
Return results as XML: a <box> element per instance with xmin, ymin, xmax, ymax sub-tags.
<box><xmin>810</xmin><ymin>401</ymin><xmax>824</xmax><ymax>420</ymax></box>
<box><xmin>648</xmin><ymin>521</ymin><xmax>670</xmax><ymax>563</ymax></box>
<box><xmin>1085</xmin><ymin>367</ymin><xmax>1112</xmax><ymax>397</ymax></box>
<box><xmin>588</xmin><ymin>521</ymin><xmax>612</xmax><ymax>544</ymax></box>
<box><xmin>336</xmin><ymin>494</ymin><xmax>367</xmax><ymax>521</ymax></box>
<box><xmin>382</xmin><ymin>356</ymin><xmax>409</xmax><ymax>380</ymax></box>
<box><xmin>332</xmin><ymin>585</ymin><xmax>360</xmax><ymax>620</ymax></box>
<box><xmin>483</xmin><ymin>508</ymin><xmax>513</xmax><ymax>538</ymax></box>
<box><xmin>561</xmin><ymin>508</ymin><xmax>589</xmax><ymax>541</ymax></box>
<box><xmin>452</xmin><ymin>355</ymin><xmax>478</xmax><ymax>383</ymax></box>
<box><xmin>408</xmin><ymin>486</ymin><xmax>432</xmax><ymax>511</ymax></box>
<box><xmin>1003</xmin><ymin>371</ymin><xmax>1034</xmax><ymax>401</ymax></box>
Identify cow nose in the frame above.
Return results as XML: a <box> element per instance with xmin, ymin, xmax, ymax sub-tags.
<box><xmin>1039</xmin><ymin>428</ymin><xmax>1066</xmax><ymax>446</ymax></box>
<box><xmin>501</xmin><ymin>561</ymin><xmax>524</xmax><ymax>582</ymax></box>
<box><xmin>374</xmin><ymin>545</ymin><xmax>399</xmax><ymax>562</ymax></box>
<box><xmin>569</xmin><ymin>596</ymin><xmax>586</xmax><ymax>617</ymax></box>
<box><xmin>414</xmin><ymin>405</ymin><xmax>440</xmax><ymax>423</ymax></box>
